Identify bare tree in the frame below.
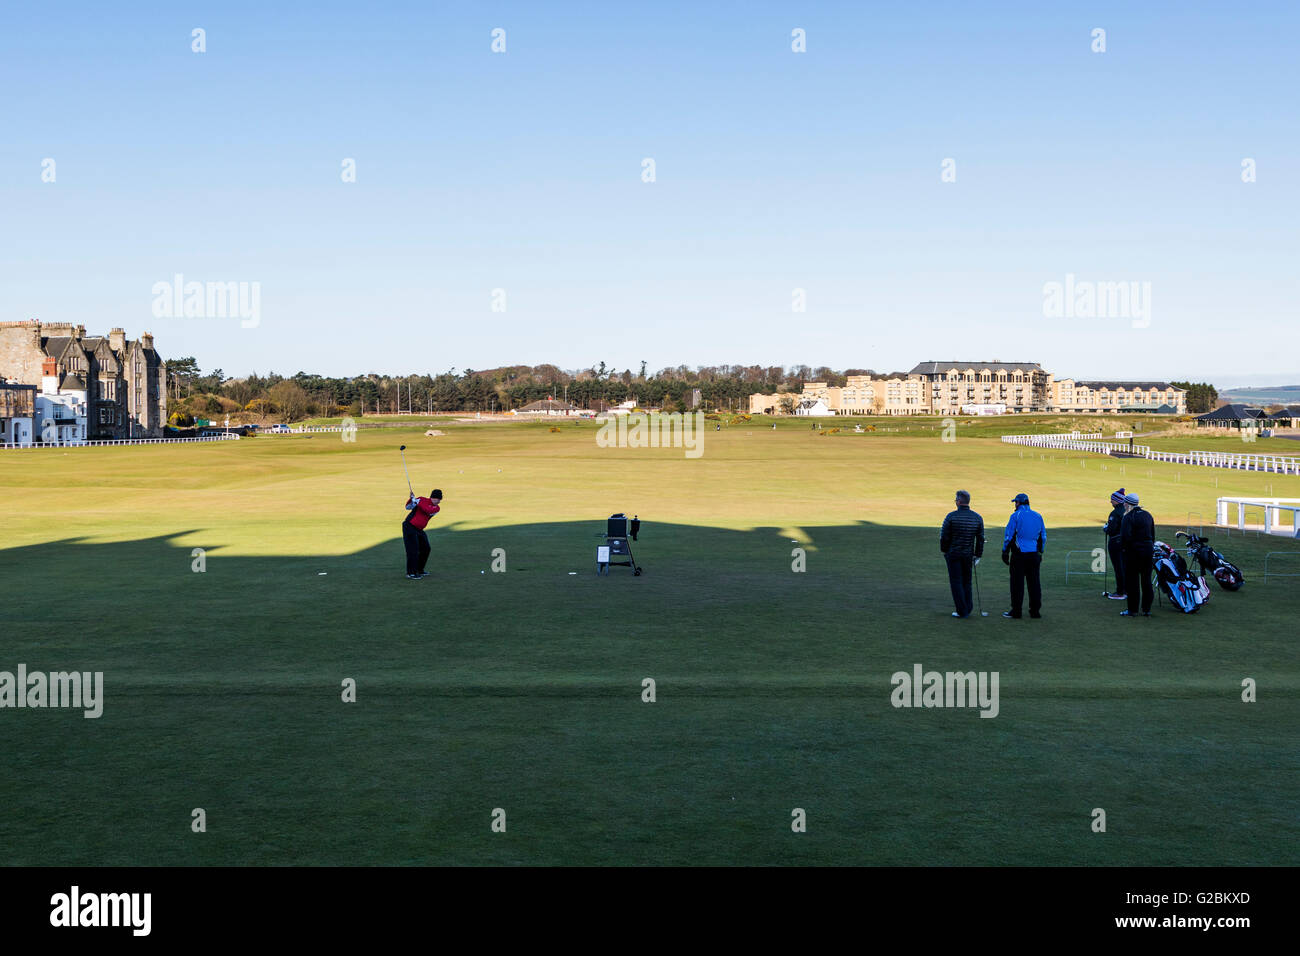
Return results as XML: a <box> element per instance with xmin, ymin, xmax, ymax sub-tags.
<box><xmin>268</xmin><ymin>380</ymin><xmax>310</xmax><ymax>421</ymax></box>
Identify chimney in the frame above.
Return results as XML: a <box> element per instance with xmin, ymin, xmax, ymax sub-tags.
<box><xmin>109</xmin><ymin>327</ymin><xmax>125</xmax><ymax>351</ymax></box>
<box><xmin>41</xmin><ymin>357</ymin><xmax>59</xmax><ymax>393</ymax></box>
<box><xmin>141</xmin><ymin>332</ymin><xmax>154</xmax><ymax>350</ymax></box>
<box><xmin>74</xmin><ymin>324</ymin><xmax>85</xmax><ymax>340</ymax></box>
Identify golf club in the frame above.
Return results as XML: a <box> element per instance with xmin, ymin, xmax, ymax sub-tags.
<box><xmin>974</xmin><ymin>559</ymin><xmax>988</xmax><ymax>616</ymax></box>
<box><xmin>399</xmin><ymin>444</ymin><xmax>413</xmax><ymax>497</ymax></box>
<box><xmin>1100</xmin><ymin>525</ymin><xmax>1110</xmax><ymax>597</ymax></box>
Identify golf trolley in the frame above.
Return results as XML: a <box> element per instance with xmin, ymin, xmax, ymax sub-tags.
<box><xmin>598</xmin><ymin>513</ymin><xmax>642</xmax><ymax>576</ymax></box>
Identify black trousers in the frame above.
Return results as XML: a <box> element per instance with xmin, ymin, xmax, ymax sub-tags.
<box><xmin>1124</xmin><ymin>549</ymin><xmax>1154</xmax><ymax>613</ymax></box>
<box><xmin>1107</xmin><ymin>537</ymin><xmax>1126</xmax><ymax>595</ymax></box>
<box><xmin>402</xmin><ymin>523</ymin><xmax>430</xmax><ymax>575</ymax></box>
<box><xmin>1009</xmin><ymin>552</ymin><xmax>1042</xmax><ymax>616</ymax></box>
<box><xmin>945</xmin><ymin>554</ymin><xmax>975</xmax><ymax>616</ymax></box>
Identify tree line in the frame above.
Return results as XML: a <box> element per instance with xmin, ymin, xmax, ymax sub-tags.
<box><xmin>162</xmin><ymin>359</ymin><xmax>1228</xmax><ymax>423</ymax></box>
<box><xmin>1170</xmin><ymin>382</ymin><xmax>1219</xmax><ymax>414</ymax></box>
<box><xmin>163</xmin><ymin>360</ymin><xmax>879</xmax><ymax>422</ymax></box>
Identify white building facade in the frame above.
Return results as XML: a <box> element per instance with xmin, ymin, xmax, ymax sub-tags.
<box><xmin>36</xmin><ymin>358</ymin><xmax>87</xmax><ymax>444</ymax></box>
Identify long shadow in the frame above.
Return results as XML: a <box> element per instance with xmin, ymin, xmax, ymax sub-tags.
<box><xmin>0</xmin><ymin>520</ymin><xmax>1295</xmax><ymax>866</ymax></box>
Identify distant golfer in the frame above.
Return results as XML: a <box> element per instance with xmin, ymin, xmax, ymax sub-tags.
<box><xmin>1102</xmin><ymin>488</ymin><xmax>1127</xmax><ymax>601</ymax></box>
<box><xmin>402</xmin><ymin>488</ymin><xmax>442</xmax><ymax>579</ymax></box>
<box><xmin>1001</xmin><ymin>492</ymin><xmax>1046</xmax><ymax>619</ymax></box>
<box><xmin>940</xmin><ymin>490</ymin><xmax>985</xmax><ymax>618</ymax></box>
<box><xmin>1119</xmin><ymin>492</ymin><xmax>1155</xmax><ymax>617</ymax></box>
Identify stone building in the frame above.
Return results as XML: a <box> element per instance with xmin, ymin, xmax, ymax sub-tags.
<box><xmin>792</xmin><ymin>364</ymin><xmax>1185</xmax><ymax>416</ymax></box>
<box><xmin>0</xmin><ymin>381</ymin><xmax>37</xmax><ymax>445</ymax></box>
<box><xmin>908</xmin><ymin>361</ymin><xmax>1054</xmax><ymax>414</ymax></box>
<box><xmin>0</xmin><ymin>321</ymin><xmax>166</xmax><ymax>439</ymax></box>
<box><xmin>1050</xmin><ymin>379</ymin><xmax>1186</xmax><ymax>414</ymax></box>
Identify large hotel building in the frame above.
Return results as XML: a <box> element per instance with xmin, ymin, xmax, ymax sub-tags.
<box><xmin>750</xmin><ymin>361</ymin><xmax>1187</xmax><ymax>416</ymax></box>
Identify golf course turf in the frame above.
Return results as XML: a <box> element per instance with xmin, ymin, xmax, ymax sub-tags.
<box><xmin>1</xmin><ymin>417</ymin><xmax>1296</xmax><ymax>865</ymax></box>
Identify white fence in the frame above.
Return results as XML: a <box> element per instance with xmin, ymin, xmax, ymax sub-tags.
<box><xmin>1217</xmin><ymin>497</ymin><xmax>1300</xmax><ymax>537</ymax></box>
<box><xmin>1150</xmin><ymin>449</ymin><xmax>1300</xmax><ymax>474</ymax></box>
<box><xmin>1002</xmin><ymin>435</ymin><xmax>1150</xmax><ymax>456</ymax></box>
<box><xmin>1</xmin><ymin>435</ymin><xmax>240</xmax><ymax>450</ymax></box>
<box><xmin>254</xmin><ymin>426</ymin><xmax>351</xmax><ymax>434</ymax></box>
<box><xmin>1003</xmin><ymin>434</ymin><xmax>1300</xmax><ymax>474</ymax></box>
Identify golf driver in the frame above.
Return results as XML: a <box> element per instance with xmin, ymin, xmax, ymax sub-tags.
<box><xmin>974</xmin><ymin>559</ymin><xmax>988</xmax><ymax>616</ymax></box>
<box><xmin>399</xmin><ymin>444</ymin><xmax>413</xmax><ymax>496</ymax></box>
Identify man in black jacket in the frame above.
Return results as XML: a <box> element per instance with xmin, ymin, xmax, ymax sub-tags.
<box><xmin>940</xmin><ymin>490</ymin><xmax>985</xmax><ymax>618</ymax></box>
<box><xmin>1102</xmin><ymin>488</ymin><xmax>1127</xmax><ymax>600</ymax></box>
<box><xmin>1119</xmin><ymin>492</ymin><xmax>1155</xmax><ymax>616</ymax></box>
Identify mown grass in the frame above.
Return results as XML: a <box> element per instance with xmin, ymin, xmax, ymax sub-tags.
<box><xmin>0</xmin><ymin>419</ymin><xmax>1295</xmax><ymax>865</ymax></box>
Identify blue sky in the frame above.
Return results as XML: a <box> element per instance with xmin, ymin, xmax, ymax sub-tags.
<box><xmin>1</xmin><ymin>1</ymin><xmax>1296</xmax><ymax>385</ymax></box>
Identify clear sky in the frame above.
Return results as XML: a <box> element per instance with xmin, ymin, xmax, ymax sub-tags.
<box><xmin>1</xmin><ymin>1</ymin><xmax>1296</xmax><ymax>385</ymax></box>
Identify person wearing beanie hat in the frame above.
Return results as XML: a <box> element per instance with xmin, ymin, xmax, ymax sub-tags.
<box><xmin>1101</xmin><ymin>488</ymin><xmax>1128</xmax><ymax>600</ymax></box>
<box><xmin>1001</xmin><ymin>492</ymin><xmax>1047</xmax><ymax>619</ymax></box>
<box><xmin>1119</xmin><ymin>492</ymin><xmax>1156</xmax><ymax>616</ymax></box>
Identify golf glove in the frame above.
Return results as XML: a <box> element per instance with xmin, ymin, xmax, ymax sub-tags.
<box><xmin>974</xmin><ymin>557</ymin><xmax>980</xmax><ymax>567</ymax></box>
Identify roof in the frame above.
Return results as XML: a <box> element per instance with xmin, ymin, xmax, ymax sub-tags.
<box><xmin>87</xmin><ymin>338</ymin><xmax>120</xmax><ymax>363</ymax></box>
<box><xmin>909</xmin><ymin>361</ymin><xmax>1044</xmax><ymax>375</ymax></box>
<box><xmin>1266</xmin><ymin>405</ymin><xmax>1300</xmax><ymax>418</ymax></box>
<box><xmin>41</xmin><ymin>336</ymin><xmax>74</xmax><ymax>359</ymax></box>
<box><xmin>1194</xmin><ymin>404</ymin><xmax>1267</xmax><ymax>421</ymax></box>
<box><xmin>517</xmin><ymin>399</ymin><xmax>577</xmax><ymax>411</ymax></box>
<box><xmin>60</xmin><ymin>374</ymin><xmax>86</xmax><ymax>391</ymax></box>
<box><xmin>1074</xmin><ymin>381</ymin><xmax>1180</xmax><ymax>390</ymax></box>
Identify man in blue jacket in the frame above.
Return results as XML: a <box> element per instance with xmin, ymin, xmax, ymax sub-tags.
<box><xmin>1002</xmin><ymin>492</ymin><xmax>1046</xmax><ymax>619</ymax></box>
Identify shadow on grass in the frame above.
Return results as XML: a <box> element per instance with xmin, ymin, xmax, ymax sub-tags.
<box><xmin>0</xmin><ymin>518</ymin><xmax>1294</xmax><ymax>647</ymax></box>
<box><xmin>0</xmin><ymin>520</ymin><xmax>1294</xmax><ymax>866</ymax></box>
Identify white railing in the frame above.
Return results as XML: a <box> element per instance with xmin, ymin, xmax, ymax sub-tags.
<box><xmin>1147</xmin><ymin>449</ymin><xmax>1300</xmax><ymax>474</ymax></box>
<box><xmin>254</xmin><ymin>425</ymin><xmax>350</xmax><ymax>434</ymax></box>
<box><xmin>1</xmin><ymin>435</ymin><xmax>240</xmax><ymax>450</ymax></box>
<box><xmin>1216</xmin><ymin>497</ymin><xmax>1300</xmax><ymax>537</ymax></box>
<box><xmin>1003</xmin><ymin>434</ymin><xmax>1300</xmax><ymax>475</ymax></box>
<box><xmin>1193</xmin><ymin>450</ymin><xmax>1299</xmax><ymax>474</ymax></box>
<box><xmin>1002</xmin><ymin>435</ymin><xmax>1150</xmax><ymax>455</ymax></box>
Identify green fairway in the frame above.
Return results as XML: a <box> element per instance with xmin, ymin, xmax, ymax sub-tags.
<box><xmin>1</xmin><ymin>419</ymin><xmax>1296</xmax><ymax>865</ymax></box>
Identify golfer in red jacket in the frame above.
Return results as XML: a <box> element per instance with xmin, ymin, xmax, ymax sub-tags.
<box><xmin>402</xmin><ymin>489</ymin><xmax>442</xmax><ymax>579</ymax></box>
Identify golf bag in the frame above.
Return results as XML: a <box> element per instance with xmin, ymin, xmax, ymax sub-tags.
<box><xmin>1153</xmin><ymin>542</ymin><xmax>1208</xmax><ymax>613</ymax></box>
<box><xmin>1176</xmin><ymin>531</ymin><xmax>1244</xmax><ymax>591</ymax></box>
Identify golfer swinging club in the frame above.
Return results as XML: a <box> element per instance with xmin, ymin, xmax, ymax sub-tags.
<box><xmin>403</xmin><ymin>488</ymin><xmax>443</xmax><ymax>579</ymax></box>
